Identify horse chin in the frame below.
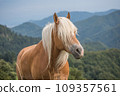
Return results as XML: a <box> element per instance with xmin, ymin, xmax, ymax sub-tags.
<box><xmin>72</xmin><ymin>54</ymin><xmax>82</xmax><ymax>59</ymax></box>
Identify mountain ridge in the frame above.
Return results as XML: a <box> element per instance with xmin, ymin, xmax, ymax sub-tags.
<box><xmin>11</xmin><ymin>9</ymin><xmax>120</xmax><ymax>49</ymax></box>
<box><xmin>0</xmin><ymin>24</ymin><xmax>40</xmax><ymax>55</ymax></box>
<box><xmin>12</xmin><ymin>22</ymin><xmax>43</xmax><ymax>37</ymax></box>
<box><xmin>75</xmin><ymin>11</ymin><xmax>120</xmax><ymax>36</ymax></box>
<box><xmin>30</xmin><ymin>9</ymin><xmax>118</xmax><ymax>27</ymax></box>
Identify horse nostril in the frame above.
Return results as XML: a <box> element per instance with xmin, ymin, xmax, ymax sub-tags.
<box><xmin>76</xmin><ymin>48</ymin><xmax>81</xmax><ymax>54</ymax></box>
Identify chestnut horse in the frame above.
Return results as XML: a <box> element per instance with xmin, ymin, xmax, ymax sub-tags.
<box><xmin>16</xmin><ymin>12</ymin><xmax>84</xmax><ymax>80</ymax></box>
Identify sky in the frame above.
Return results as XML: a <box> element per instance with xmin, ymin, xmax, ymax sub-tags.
<box><xmin>0</xmin><ymin>0</ymin><xmax>120</xmax><ymax>27</ymax></box>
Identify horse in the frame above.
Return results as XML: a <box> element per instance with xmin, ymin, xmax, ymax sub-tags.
<box><xmin>16</xmin><ymin>12</ymin><xmax>84</xmax><ymax>80</ymax></box>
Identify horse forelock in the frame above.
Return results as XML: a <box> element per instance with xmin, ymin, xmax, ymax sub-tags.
<box><xmin>42</xmin><ymin>17</ymin><xmax>77</xmax><ymax>70</ymax></box>
<box><xmin>57</xmin><ymin>17</ymin><xmax>77</xmax><ymax>48</ymax></box>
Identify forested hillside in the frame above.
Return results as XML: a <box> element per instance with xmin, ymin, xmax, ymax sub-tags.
<box><xmin>82</xmin><ymin>41</ymin><xmax>108</xmax><ymax>51</ymax></box>
<box><xmin>0</xmin><ymin>24</ymin><xmax>41</xmax><ymax>79</ymax></box>
<box><xmin>75</xmin><ymin>10</ymin><xmax>120</xmax><ymax>48</ymax></box>
<box><xmin>92</xmin><ymin>24</ymin><xmax>120</xmax><ymax>48</ymax></box>
<box><xmin>12</xmin><ymin>22</ymin><xmax>43</xmax><ymax>37</ymax></box>
<box><xmin>69</xmin><ymin>49</ymin><xmax>120</xmax><ymax>80</ymax></box>
<box><xmin>0</xmin><ymin>24</ymin><xmax>40</xmax><ymax>55</ymax></box>
<box><xmin>0</xmin><ymin>59</ymin><xmax>16</xmax><ymax>80</ymax></box>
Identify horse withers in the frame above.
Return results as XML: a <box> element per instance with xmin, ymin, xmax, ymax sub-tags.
<box><xmin>16</xmin><ymin>12</ymin><xmax>84</xmax><ymax>80</ymax></box>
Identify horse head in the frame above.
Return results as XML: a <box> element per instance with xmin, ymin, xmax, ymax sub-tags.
<box><xmin>53</xmin><ymin>12</ymin><xmax>84</xmax><ymax>59</ymax></box>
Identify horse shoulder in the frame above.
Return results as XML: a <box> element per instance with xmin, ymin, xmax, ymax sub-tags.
<box><xmin>31</xmin><ymin>41</ymin><xmax>49</xmax><ymax>79</ymax></box>
<box><xmin>17</xmin><ymin>44</ymin><xmax>37</xmax><ymax>79</ymax></box>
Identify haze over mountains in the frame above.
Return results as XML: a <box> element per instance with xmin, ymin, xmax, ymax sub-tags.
<box><xmin>11</xmin><ymin>9</ymin><xmax>120</xmax><ymax>49</ymax></box>
<box><xmin>30</xmin><ymin>9</ymin><xmax>118</xmax><ymax>27</ymax></box>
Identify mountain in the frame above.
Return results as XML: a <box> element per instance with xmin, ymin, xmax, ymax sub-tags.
<box><xmin>12</xmin><ymin>9</ymin><xmax>118</xmax><ymax>38</ymax></box>
<box><xmin>0</xmin><ymin>24</ymin><xmax>107</xmax><ymax>58</ymax></box>
<box><xmin>0</xmin><ymin>24</ymin><xmax>40</xmax><ymax>80</ymax></box>
<box><xmin>12</xmin><ymin>22</ymin><xmax>42</xmax><ymax>37</ymax></box>
<box><xmin>0</xmin><ymin>24</ymin><xmax>40</xmax><ymax>55</ymax></box>
<box><xmin>93</xmin><ymin>9</ymin><xmax>118</xmax><ymax>16</ymax></box>
<box><xmin>75</xmin><ymin>10</ymin><xmax>120</xmax><ymax>48</ymax></box>
<box><xmin>31</xmin><ymin>9</ymin><xmax>118</xmax><ymax>27</ymax></box>
<box><xmin>92</xmin><ymin>24</ymin><xmax>120</xmax><ymax>48</ymax></box>
<box><xmin>11</xmin><ymin>9</ymin><xmax>120</xmax><ymax>49</ymax></box>
<box><xmin>30</xmin><ymin>11</ymin><xmax>93</xmax><ymax>27</ymax></box>
<box><xmin>82</xmin><ymin>41</ymin><xmax>108</xmax><ymax>51</ymax></box>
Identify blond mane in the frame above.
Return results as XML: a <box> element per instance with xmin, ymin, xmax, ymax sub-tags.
<box><xmin>42</xmin><ymin>17</ymin><xmax>77</xmax><ymax>69</ymax></box>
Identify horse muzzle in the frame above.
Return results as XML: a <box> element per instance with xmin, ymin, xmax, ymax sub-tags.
<box><xmin>69</xmin><ymin>44</ymin><xmax>84</xmax><ymax>59</ymax></box>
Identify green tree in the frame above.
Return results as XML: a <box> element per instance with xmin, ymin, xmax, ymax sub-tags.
<box><xmin>0</xmin><ymin>59</ymin><xmax>16</xmax><ymax>80</ymax></box>
<box><xmin>69</xmin><ymin>67</ymin><xmax>85</xmax><ymax>80</ymax></box>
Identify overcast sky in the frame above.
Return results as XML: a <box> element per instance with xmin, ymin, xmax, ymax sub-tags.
<box><xmin>0</xmin><ymin>0</ymin><xmax>120</xmax><ymax>27</ymax></box>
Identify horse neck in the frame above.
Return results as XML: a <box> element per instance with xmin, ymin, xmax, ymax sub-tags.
<box><xmin>49</xmin><ymin>31</ymin><xmax>69</xmax><ymax>72</ymax></box>
<box><xmin>50</xmin><ymin>37</ymin><xmax>60</xmax><ymax>71</ymax></box>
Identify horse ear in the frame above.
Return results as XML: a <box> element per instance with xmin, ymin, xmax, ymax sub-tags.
<box><xmin>53</xmin><ymin>13</ymin><xmax>59</xmax><ymax>24</ymax></box>
<box><xmin>67</xmin><ymin>12</ymin><xmax>70</xmax><ymax>19</ymax></box>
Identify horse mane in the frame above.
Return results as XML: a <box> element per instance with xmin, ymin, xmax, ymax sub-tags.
<box><xmin>42</xmin><ymin>17</ymin><xmax>77</xmax><ymax>69</ymax></box>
